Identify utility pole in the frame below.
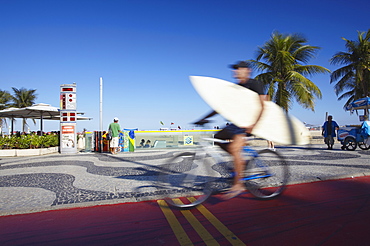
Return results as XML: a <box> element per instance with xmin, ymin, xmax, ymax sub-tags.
<box><xmin>100</xmin><ymin>77</ymin><xmax>103</xmax><ymax>131</ymax></box>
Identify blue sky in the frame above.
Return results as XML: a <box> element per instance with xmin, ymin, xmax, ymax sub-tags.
<box><xmin>1</xmin><ymin>0</ymin><xmax>369</xmax><ymax>132</ymax></box>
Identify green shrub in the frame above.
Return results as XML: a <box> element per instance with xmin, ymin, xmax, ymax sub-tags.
<box><xmin>0</xmin><ymin>134</ymin><xmax>59</xmax><ymax>149</ymax></box>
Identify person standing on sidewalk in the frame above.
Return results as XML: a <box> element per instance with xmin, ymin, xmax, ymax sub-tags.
<box><xmin>109</xmin><ymin>117</ymin><xmax>121</xmax><ymax>154</ymax></box>
<box><xmin>267</xmin><ymin>140</ymin><xmax>275</xmax><ymax>151</ymax></box>
<box><xmin>322</xmin><ymin>115</ymin><xmax>339</xmax><ymax>150</ymax></box>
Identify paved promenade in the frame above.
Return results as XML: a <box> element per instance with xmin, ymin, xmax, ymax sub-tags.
<box><xmin>0</xmin><ymin>143</ymin><xmax>369</xmax><ymax>216</ymax></box>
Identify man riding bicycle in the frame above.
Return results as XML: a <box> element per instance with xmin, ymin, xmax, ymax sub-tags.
<box><xmin>193</xmin><ymin>61</ymin><xmax>267</xmax><ymax>200</ymax></box>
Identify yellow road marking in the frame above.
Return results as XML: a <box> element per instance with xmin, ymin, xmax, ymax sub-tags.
<box><xmin>188</xmin><ymin>197</ymin><xmax>246</xmax><ymax>246</ymax></box>
<box><xmin>157</xmin><ymin>200</ymin><xmax>193</xmax><ymax>246</ymax></box>
<box><xmin>173</xmin><ymin>198</ymin><xmax>220</xmax><ymax>246</ymax></box>
<box><xmin>158</xmin><ymin>198</ymin><xmax>245</xmax><ymax>246</ymax></box>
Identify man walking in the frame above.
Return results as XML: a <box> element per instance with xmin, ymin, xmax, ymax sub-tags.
<box><xmin>322</xmin><ymin>115</ymin><xmax>339</xmax><ymax>150</ymax></box>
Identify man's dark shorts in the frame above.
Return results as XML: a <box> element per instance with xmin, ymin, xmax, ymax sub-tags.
<box><xmin>214</xmin><ymin>123</ymin><xmax>248</xmax><ymax>140</ymax></box>
<box><xmin>214</xmin><ymin>124</ymin><xmax>249</xmax><ymax>152</ymax></box>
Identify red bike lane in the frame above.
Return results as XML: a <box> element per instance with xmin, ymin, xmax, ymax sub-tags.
<box><xmin>1</xmin><ymin>176</ymin><xmax>370</xmax><ymax>245</ymax></box>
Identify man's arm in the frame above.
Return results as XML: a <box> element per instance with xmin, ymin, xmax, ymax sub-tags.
<box><xmin>334</xmin><ymin>121</ymin><xmax>339</xmax><ymax>131</ymax></box>
<box><xmin>322</xmin><ymin>122</ymin><xmax>326</xmax><ymax>135</ymax></box>
<box><xmin>192</xmin><ymin>110</ymin><xmax>218</xmax><ymax>125</ymax></box>
<box><xmin>245</xmin><ymin>94</ymin><xmax>268</xmax><ymax>133</ymax></box>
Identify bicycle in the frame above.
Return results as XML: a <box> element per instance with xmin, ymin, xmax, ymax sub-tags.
<box><xmin>158</xmin><ymin>137</ymin><xmax>289</xmax><ymax>209</ymax></box>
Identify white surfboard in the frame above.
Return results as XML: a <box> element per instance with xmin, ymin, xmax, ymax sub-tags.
<box><xmin>190</xmin><ymin>76</ymin><xmax>310</xmax><ymax>145</ymax></box>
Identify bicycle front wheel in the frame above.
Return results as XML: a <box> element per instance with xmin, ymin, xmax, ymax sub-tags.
<box><xmin>158</xmin><ymin>152</ymin><xmax>214</xmax><ymax>209</ymax></box>
<box><xmin>244</xmin><ymin>149</ymin><xmax>288</xmax><ymax>199</ymax></box>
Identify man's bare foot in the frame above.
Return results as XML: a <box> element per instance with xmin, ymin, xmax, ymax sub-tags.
<box><xmin>221</xmin><ymin>184</ymin><xmax>246</xmax><ymax>200</ymax></box>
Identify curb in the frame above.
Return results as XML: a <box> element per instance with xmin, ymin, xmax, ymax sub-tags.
<box><xmin>0</xmin><ymin>147</ymin><xmax>59</xmax><ymax>157</ymax></box>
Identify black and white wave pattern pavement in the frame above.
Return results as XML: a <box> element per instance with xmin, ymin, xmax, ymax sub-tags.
<box><xmin>0</xmin><ymin>147</ymin><xmax>368</xmax><ymax>212</ymax></box>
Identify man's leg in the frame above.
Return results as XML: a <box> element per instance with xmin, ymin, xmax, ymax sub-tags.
<box><xmin>221</xmin><ymin>133</ymin><xmax>246</xmax><ymax>199</ymax></box>
<box><xmin>110</xmin><ymin>139</ymin><xmax>116</xmax><ymax>154</ymax></box>
<box><xmin>109</xmin><ymin>140</ymin><xmax>113</xmax><ymax>154</ymax></box>
<box><xmin>113</xmin><ymin>138</ymin><xmax>118</xmax><ymax>154</ymax></box>
<box><xmin>329</xmin><ymin>136</ymin><xmax>334</xmax><ymax>149</ymax></box>
<box><xmin>324</xmin><ymin>137</ymin><xmax>330</xmax><ymax>149</ymax></box>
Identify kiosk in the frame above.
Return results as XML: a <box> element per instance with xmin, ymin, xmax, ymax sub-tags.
<box><xmin>60</xmin><ymin>83</ymin><xmax>77</xmax><ymax>154</ymax></box>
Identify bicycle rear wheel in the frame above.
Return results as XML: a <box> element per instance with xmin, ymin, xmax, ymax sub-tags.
<box><xmin>158</xmin><ymin>152</ymin><xmax>214</xmax><ymax>209</ymax></box>
<box><xmin>244</xmin><ymin>149</ymin><xmax>288</xmax><ymax>199</ymax></box>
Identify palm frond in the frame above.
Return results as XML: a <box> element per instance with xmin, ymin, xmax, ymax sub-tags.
<box><xmin>295</xmin><ymin>64</ymin><xmax>330</xmax><ymax>77</ymax></box>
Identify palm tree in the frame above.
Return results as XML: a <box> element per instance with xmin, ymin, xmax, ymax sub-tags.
<box><xmin>11</xmin><ymin>87</ymin><xmax>38</xmax><ymax>108</ymax></box>
<box><xmin>0</xmin><ymin>89</ymin><xmax>12</xmax><ymax>134</ymax></box>
<box><xmin>0</xmin><ymin>89</ymin><xmax>12</xmax><ymax>110</ymax></box>
<box><xmin>249</xmin><ymin>32</ymin><xmax>330</xmax><ymax>112</ymax></box>
<box><xmin>11</xmin><ymin>87</ymin><xmax>38</xmax><ymax>132</ymax></box>
<box><xmin>330</xmin><ymin>29</ymin><xmax>370</xmax><ymax>108</ymax></box>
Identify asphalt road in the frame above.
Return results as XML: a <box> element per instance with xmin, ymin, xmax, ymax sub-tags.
<box><xmin>1</xmin><ymin>176</ymin><xmax>370</xmax><ymax>245</ymax></box>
